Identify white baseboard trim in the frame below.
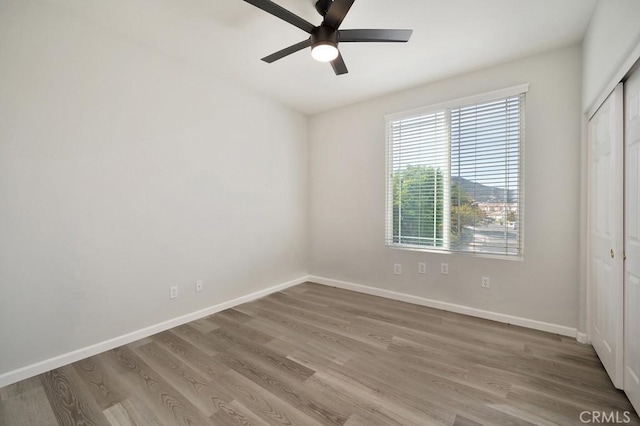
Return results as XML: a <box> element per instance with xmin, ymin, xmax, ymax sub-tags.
<box><xmin>309</xmin><ymin>275</ymin><xmax>578</xmax><ymax>339</ymax></box>
<box><xmin>576</xmin><ymin>332</ymin><xmax>588</xmax><ymax>344</ymax></box>
<box><xmin>0</xmin><ymin>275</ymin><xmax>308</xmax><ymax>388</ymax></box>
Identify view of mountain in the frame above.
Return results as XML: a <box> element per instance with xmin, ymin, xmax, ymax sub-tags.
<box><xmin>452</xmin><ymin>176</ymin><xmax>517</xmax><ymax>203</ymax></box>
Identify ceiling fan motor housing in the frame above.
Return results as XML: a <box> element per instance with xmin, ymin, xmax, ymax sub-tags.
<box><xmin>311</xmin><ymin>25</ymin><xmax>338</xmax><ymax>49</ymax></box>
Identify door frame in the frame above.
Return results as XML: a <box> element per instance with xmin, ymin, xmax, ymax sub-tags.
<box><xmin>623</xmin><ymin>60</ymin><xmax>640</xmax><ymax>415</ymax></box>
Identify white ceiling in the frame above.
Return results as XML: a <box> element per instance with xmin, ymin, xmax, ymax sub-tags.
<box><xmin>58</xmin><ymin>0</ymin><xmax>598</xmax><ymax>114</ymax></box>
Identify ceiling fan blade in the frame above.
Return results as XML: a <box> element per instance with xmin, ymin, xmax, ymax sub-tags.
<box><xmin>244</xmin><ymin>0</ymin><xmax>316</xmax><ymax>33</ymax></box>
<box><xmin>331</xmin><ymin>52</ymin><xmax>348</xmax><ymax>75</ymax></box>
<box><xmin>323</xmin><ymin>0</ymin><xmax>354</xmax><ymax>29</ymax></box>
<box><xmin>261</xmin><ymin>38</ymin><xmax>312</xmax><ymax>63</ymax></box>
<box><xmin>339</xmin><ymin>29</ymin><xmax>413</xmax><ymax>43</ymax></box>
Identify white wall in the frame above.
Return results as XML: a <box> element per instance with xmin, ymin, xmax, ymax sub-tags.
<box><xmin>0</xmin><ymin>1</ymin><xmax>307</xmax><ymax>376</ymax></box>
<box><xmin>309</xmin><ymin>45</ymin><xmax>583</xmax><ymax>329</ymax></box>
<box><xmin>583</xmin><ymin>0</ymin><xmax>640</xmax><ymax>111</ymax></box>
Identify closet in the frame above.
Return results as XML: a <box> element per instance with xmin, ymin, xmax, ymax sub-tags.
<box><xmin>588</xmin><ymin>63</ymin><xmax>640</xmax><ymax>414</ymax></box>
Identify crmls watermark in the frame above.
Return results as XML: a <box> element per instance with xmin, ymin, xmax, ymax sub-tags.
<box><xmin>579</xmin><ymin>411</ymin><xmax>632</xmax><ymax>424</ymax></box>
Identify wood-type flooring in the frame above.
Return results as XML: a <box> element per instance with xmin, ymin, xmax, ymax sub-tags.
<box><xmin>1</xmin><ymin>282</ymin><xmax>638</xmax><ymax>425</ymax></box>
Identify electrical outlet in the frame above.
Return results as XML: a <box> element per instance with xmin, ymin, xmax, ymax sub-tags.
<box><xmin>195</xmin><ymin>280</ymin><xmax>203</xmax><ymax>292</ymax></box>
<box><xmin>440</xmin><ymin>263</ymin><xmax>449</xmax><ymax>275</ymax></box>
<box><xmin>394</xmin><ymin>263</ymin><xmax>402</xmax><ymax>275</ymax></box>
<box><xmin>482</xmin><ymin>277</ymin><xmax>490</xmax><ymax>288</ymax></box>
<box><xmin>170</xmin><ymin>286</ymin><xmax>178</xmax><ymax>299</ymax></box>
<box><xmin>418</xmin><ymin>263</ymin><xmax>427</xmax><ymax>274</ymax></box>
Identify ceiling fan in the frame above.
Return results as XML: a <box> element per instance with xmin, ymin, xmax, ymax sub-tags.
<box><xmin>243</xmin><ymin>0</ymin><xmax>413</xmax><ymax>75</ymax></box>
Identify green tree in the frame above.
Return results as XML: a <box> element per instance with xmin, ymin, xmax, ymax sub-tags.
<box><xmin>393</xmin><ymin>165</ymin><xmax>444</xmax><ymax>246</ymax></box>
<box><xmin>393</xmin><ymin>166</ymin><xmax>485</xmax><ymax>247</ymax></box>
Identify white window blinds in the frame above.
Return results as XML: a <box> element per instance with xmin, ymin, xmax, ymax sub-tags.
<box><xmin>386</xmin><ymin>86</ymin><xmax>526</xmax><ymax>257</ymax></box>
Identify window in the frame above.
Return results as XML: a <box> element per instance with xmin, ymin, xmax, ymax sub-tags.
<box><xmin>385</xmin><ymin>85</ymin><xmax>526</xmax><ymax>257</ymax></box>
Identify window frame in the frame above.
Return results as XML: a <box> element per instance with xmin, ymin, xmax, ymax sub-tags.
<box><xmin>385</xmin><ymin>84</ymin><xmax>528</xmax><ymax>260</ymax></box>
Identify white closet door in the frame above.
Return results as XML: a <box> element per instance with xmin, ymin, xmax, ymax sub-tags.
<box><xmin>588</xmin><ymin>83</ymin><xmax>625</xmax><ymax>389</ymax></box>
<box><xmin>624</xmin><ymin>67</ymin><xmax>640</xmax><ymax>413</ymax></box>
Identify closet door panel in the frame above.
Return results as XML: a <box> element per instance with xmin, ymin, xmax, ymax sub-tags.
<box><xmin>588</xmin><ymin>83</ymin><xmax>625</xmax><ymax>389</ymax></box>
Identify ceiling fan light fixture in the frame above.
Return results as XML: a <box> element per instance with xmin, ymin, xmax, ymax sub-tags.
<box><xmin>311</xmin><ymin>42</ymin><xmax>339</xmax><ymax>62</ymax></box>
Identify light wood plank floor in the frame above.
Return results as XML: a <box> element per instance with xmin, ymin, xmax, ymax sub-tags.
<box><xmin>1</xmin><ymin>282</ymin><xmax>638</xmax><ymax>425</ymax></box>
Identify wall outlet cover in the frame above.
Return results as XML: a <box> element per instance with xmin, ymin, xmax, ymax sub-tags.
<box><xmin>394</xmin><ymin>264</ymin><xmax>402</xmax><ymax>275</ymax></box>
<box><xmin>482</xmin><ymin>277</ymin><xmax>490</xmax><ymax>288</ymax></box>
<box><xmin>440</xmin><ymin>263</ymin><xmax>449</xmax><ymax>275</ymax></box>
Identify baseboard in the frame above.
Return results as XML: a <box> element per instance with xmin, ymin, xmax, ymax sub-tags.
<box><xmin>0</xmin><ymin>275</ymin><xmax>308</xmax><ymax>388</ymax></box>
<box><xmin>309</xmin><ymin>275</ymin><xmax>578</xmax><ymax>339</ymax></box>
<box><xmin>576</xmin><ymin>332</ymin><xmax>588</xmax><ymax>344</ymax></box>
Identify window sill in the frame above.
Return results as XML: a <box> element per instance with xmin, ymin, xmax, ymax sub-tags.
<box><xmin>386</xmin><ymin>244</ymin><xmax>524</xmax><ymax>261</ymax></box>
